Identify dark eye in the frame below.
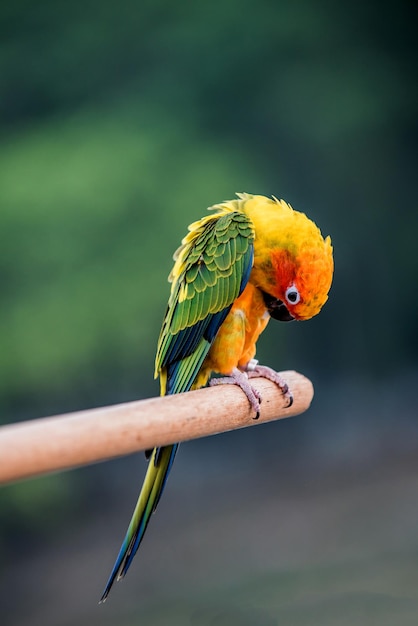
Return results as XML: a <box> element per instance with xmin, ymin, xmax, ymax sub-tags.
<box><xmin>285</xmin><ymin>285</ymin><xmax>300</xmax><ymax>305</ymax></box>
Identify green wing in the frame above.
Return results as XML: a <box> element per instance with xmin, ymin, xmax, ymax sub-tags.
<box><xmin>155</xmin><ymin>210</ymin><xmax>254</xmax><ymax>395</ymax></box>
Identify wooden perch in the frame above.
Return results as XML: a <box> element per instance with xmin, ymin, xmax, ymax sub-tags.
<box><xmin>0</xmin><ymin>370</ymin><xmax>313</xmax><ymax>485</ymax></box>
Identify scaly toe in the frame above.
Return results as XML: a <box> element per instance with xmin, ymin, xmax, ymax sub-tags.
<box><xmin>210</xmin><ymin>368</ymin><xmax>262</xmax><ymax>418</ymax></box>
<box><xmin>247</xmin><ymin>365</ymin><xmax>293</xmax><ymax>408</ymax></box>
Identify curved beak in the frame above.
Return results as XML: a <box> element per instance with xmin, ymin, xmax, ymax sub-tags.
<box><xmin>262</xmin><ymin>291</ymin><xmax>295</xmax><ymax>322</ymax></box>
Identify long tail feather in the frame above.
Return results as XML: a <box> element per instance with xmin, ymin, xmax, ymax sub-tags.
<box><xmin>100</xmin><ymin>443</ymin><xmax>179</xmax><ymax>602</ymax></box>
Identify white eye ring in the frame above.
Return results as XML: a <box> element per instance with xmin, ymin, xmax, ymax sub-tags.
<box><xmin>285</xmin><ymin>284</ymin><xmax>300</xmax><ymax>305</ymax></box>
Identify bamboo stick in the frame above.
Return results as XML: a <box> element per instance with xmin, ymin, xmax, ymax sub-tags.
<box><xmin>0</xmin><ymin>371</ymin><xmax>313</xmax><ymax>484</ymax></box>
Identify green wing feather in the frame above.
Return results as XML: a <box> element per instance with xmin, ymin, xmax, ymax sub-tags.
<box><xmin>155</xmin><ymin>209</ymin><xmax>254</xmax><ymax>394</ymax></box>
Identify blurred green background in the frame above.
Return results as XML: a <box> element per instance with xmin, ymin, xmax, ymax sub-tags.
<box><xmin>1</xmin><ymin>1</ymin><xmax>417</xmax><ymax>625</ymax></box>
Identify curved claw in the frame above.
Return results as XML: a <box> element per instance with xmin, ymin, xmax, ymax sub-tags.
<box><xmin>246</xmin><ymin>365</ymin><xmax>293</xmax><ymax>408</ymax></box>
<box><xmin>210</xmin><ymin>368</ymin><xmax>262</xmax><ymax>418</ymax></box>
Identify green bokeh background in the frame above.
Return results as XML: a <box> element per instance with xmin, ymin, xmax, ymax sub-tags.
<box><xmin>1</xmin><ymin>2</ymin><xmax>417</xmax><ymax>625</ymax></box>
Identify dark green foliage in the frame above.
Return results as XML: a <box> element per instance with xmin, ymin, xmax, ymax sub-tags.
<box><xmin>0</xmin><ymin>1</ymin><xmax>416</xmax><ymax>418</ymax></box>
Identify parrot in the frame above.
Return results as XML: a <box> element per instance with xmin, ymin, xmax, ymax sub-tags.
<box><xmin>100</xmin><ymin>192</ymin><xmax>333</xmax><ymax>601</ymax></box>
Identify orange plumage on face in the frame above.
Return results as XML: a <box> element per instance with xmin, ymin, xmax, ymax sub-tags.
<box><xmin>240</xmin><ymin>195</ymin><xmax>333</xmax><ymax>322</ymax></box>
<box><xmin>270</xmin><ymin>235</ymin><xmax>333</xmax><ymax>321</ymax></box>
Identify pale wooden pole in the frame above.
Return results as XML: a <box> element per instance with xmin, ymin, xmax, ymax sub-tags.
<box><xmin>0</xmin><ymin>371</ymin><xmax>313</xmax><ymax>484</ymax></box>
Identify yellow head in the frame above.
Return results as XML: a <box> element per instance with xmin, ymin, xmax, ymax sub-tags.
<box><xmin>242</xmin><ymin>194</ymin><xmax>334</xmax><ymax>321</ymax></box>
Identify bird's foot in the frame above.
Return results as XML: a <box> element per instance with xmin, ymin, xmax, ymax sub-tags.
<box><xmin>246</xmin><ymin>360</ymin><xmax>293</xmax><ymax>408</ymax></box>
<box><xmin>209</xmin><ymin>367</ymin><xmax>262</xmax><ymax>419</ymax></box>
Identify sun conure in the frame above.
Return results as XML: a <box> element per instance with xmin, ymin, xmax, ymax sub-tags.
<box><xmin>100</xmin><ymin>192</ymin><xmax>333</xmax><ymax>601</ymax></box>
